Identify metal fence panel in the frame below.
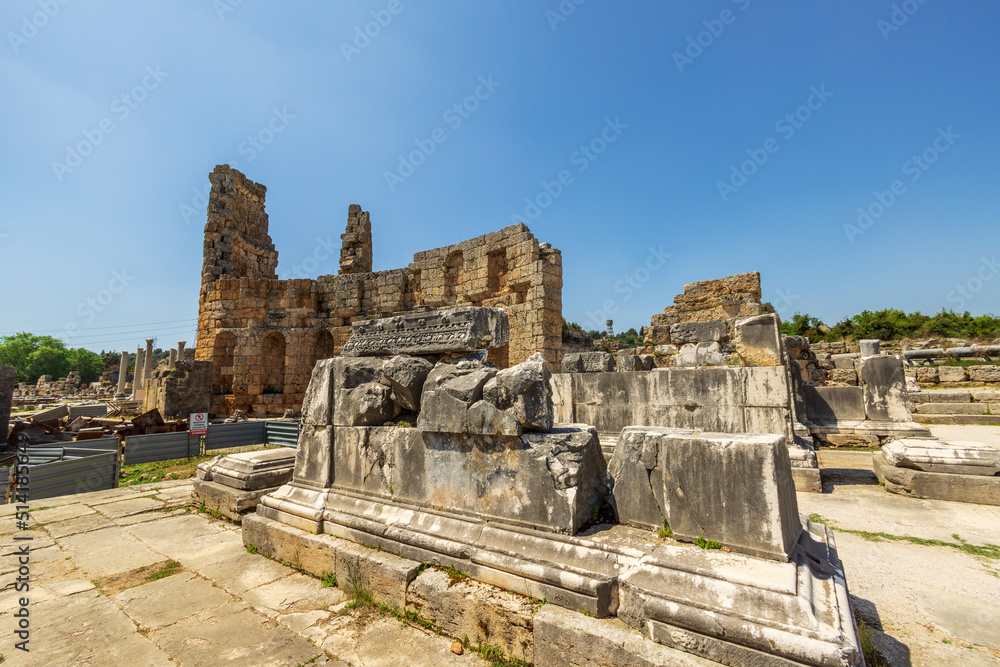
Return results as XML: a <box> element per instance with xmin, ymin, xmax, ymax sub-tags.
<box><xmin>124</xmin><ymin>431</ymin><xmax>194</xmax><ymax>466</ymax></box>
<box><xmin>265</xmin><ymin>421</ymin><xmax>300</xmax><ymax>448</ymax></box>
<box><xmin>205</xmin><ymin>422</ymin><xmax>266</xmax><ymax>451</ymax></box>
<box><xmin>23</xmin><ymin>449</ymin><xmax>118</xmax><ymax>501</ymax></box>
<box><xmin>68</xmin><ymin>404</ymin><xmax>109</xmax><ymax>418</ymax></box>
<box><xmin>30</xmin><ymin>405</ymin><xmax>69</xmax><ymax>422</ymax></box>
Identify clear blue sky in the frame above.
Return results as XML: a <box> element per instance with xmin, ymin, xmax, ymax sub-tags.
<box><xmin>2</xmin><ymin>1</ymin><xmax>998</xmax><ymax>352</ymax></box>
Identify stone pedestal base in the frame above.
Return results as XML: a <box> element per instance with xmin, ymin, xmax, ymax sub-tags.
<box><xmin>245</xmin><ymin>509</ymin><xmax>861</xmax><ymax>666</ymax></box>
<box><xmin>791</xmin><ymin>466</ymin><xmax>823</xmax><ymax>493</ymax></box>
<box><xmin>873</xmin><ymin>453</ymin><xmax>1000</xmax><ymax>506</ymax></box>
<box><xmin>192</xmin><ymin>480</ymin><xmax>276</xmax><ymax>522</ymax></box>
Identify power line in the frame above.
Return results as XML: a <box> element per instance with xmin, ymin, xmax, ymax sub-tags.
<box><xmin>68</xmin><ymin>327</ymin><xmax>199</xmax><ymax>347</ymax></box>
<box><xmin>0</xmin><ymin>318</ymin><xmax>198</xmax><ymax>337</ymax></box>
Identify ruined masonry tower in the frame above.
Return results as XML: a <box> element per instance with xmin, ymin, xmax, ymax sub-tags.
<box><xmin>196</xmin><ymin>165</ymin><xmax>563</xmax><ymax>417</ymax></box>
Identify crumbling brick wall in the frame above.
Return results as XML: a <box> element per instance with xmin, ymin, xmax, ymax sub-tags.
<box><xmin>196</xmin><ymin>166</ymin><xmax>562</xmax><ymax>417</ymax></box>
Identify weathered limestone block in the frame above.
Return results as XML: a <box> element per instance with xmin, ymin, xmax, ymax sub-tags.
<box><xmin>349</xmin><ymin>382</ymin><xmax>395</xmax><ymax>426</ymax></box>
<box><xmin>381</xmin><ymin>354</ymin><xmax>433</xmax><ymax>411</ymax></box>
<box><xmin>833</xmin><ymin>354</ymin><xmax>859</xmax><ymax>370</ymax></box>
<box><xmin>937</xmin><ymin>366</ymin><xmax>969</xmax><ymax>383</ymax></box>
<box><xmin>669</xmin><ymin>320</ymin><xmax>726</xmax><ymax>344</ymax></box>
<box><xmin>418</xmin><ymin>364</ymin><xmax>497</xmax><ymax>433</ymax></box>
<box><xmin>331</xmin><ymin>357</ymin><xmax>394</xmax><ymax>427</ymax></box>
<box><xmin>860</xmin><ymin>356</ymin><xmax>911</xmax><ymax>422</ymax></box>
<box><xmin>479</xmin><ymin>352</ymin><xmax>553</xmax><ymax>433</ymax></box>
<box><xmin>969</xmin><ymin>365</ymin><xmax>1000</xmax><ymax>383</ymax></box>
<box><xmin>874</xmin><ymin>452</ymin><xmax>1000</xmax><ymax>506</ymax></box>
<box><xmin>827</xmin><ymin>369</ymin><xmax>858</xmax><ymax>386</ymax></box>
<box><xmin>197</xmin><ymin>448</ymin><xmax>296</xmax><ymax>490</ymax></box>
<box><xmin>332</xmin><ymin>425</ymin><xmax>606</xmax><ymax>534</ymax></box>
<box><xmin>882</xmin><ymin>438</ymin><xmax>1000</xmax><ymax>474</ymax></box>
<box><xmin>783</xmin><ymin>335</ymin><xmax>810</xmax><ymax>351</ymax></box>
<box><xmin>609</xmin><ymin>427</ymin><xmax>801</xmax><ymax>561</ymax></box>
<box><xmin>615</xmin><ymin>353</ymin><xmax>644</xmax><ymax>372</ymax></box>
<box><xmin>341</xmin><ymin>306</ymin><xmax>510</xmax><ymax>356</ymax></box>
<box><xmin>915</xmin><ymin>367</ymin><xmax>940</xmax><ymax>383</ymax></box>
<box><xmin>292</xmin><ymin>424</ymin><xmax>334</xmax><ymax>488</ymax></box>
<box><xmin>406</xmin><ymin>568</ymin><xmax>535</xmax><ymax>664</ymax></box>
<box><xmin>301</xmin><ymin>359</ymin><xmax>335</xmax><ymax>425</ymax></box>
<box><xmin>733</xmin><ymin>314</ymin><xmax>783</xmax><ymax>366</ymax></box>
<box><xmin>673</xmin><ymin>342</ymin><xmax>725</xmax><ymax>367</ymax></box>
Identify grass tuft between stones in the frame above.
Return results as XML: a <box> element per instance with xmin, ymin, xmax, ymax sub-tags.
<box><xmin>809</xmin><ymin>513</ymin><xmax>1000</xmax><ymax>560</ymax></box>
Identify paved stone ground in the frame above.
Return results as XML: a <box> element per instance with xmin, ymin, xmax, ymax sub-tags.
<box><xmin>0</xmin><ymin>480</ymin><xmax>485</xmax><ymax>666</ymax></box>
<box><xmin>1</xmin><ymin>426</ymin><xmax>998</xmax><ymax>666</ymax></box>
<box><xmin>809</xmin><ymin>438</ymin><xmax>1000</xmax><ymax>666</ymax></box>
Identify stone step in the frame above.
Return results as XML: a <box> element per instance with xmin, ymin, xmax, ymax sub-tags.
<box><xmin>973</xmin><ymin>390</ymin><xmax>1000</xmax><ymax>402</ymax></box>
<box><xmin>913</xmin><ymin>403</ymin><xmax>989</xmax><ymax>415</ymax></box>
<box><xmin>909</xmin><ymin>391</ymin><xmax>971</xmax><ymax>404</ymax></box>
<box><xmin>915</xmin><ymin>414</ymin><xmax>1000</xmax><ymax>425</ymax></box>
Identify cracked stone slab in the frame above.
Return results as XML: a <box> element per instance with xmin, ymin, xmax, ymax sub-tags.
<box><xmin>197</xmin><ymin>551</ymin><xmax>297</xmax><ymax>596</ymax></box>
<box><xmin>116</xmin><ymin>570</ymin><xmax>233</xmax><ymax>631</ymax></box>
<box><xmin>147</xmin><ymin>599</ymin><xmax>323</xmax><ymax>666</ymax></box>
<box><xmin>93</xmin><ymin>496</ymin><xmax>165</xmax><ymax>519</ymax></box>
<box><xmin>31</xmin><ymin>503</ymin><xmax>95</xmax><ymax>525</ymax></box>
<box><xmin>0</xmin><ymin>590</ymin><xmax>174</xmax><ymax>667</ymax></box>
<box><xmin>241</xmin><ymin>571</ymin><xmax>346</xmax><ymax>617</ymax></box>
<box><xmin>42</xmin><ymin>512</ymin><xmax>114</xmax><ymax>539</ymax></box>
<box><xmin>58</xmin><ymin>526</ymin><xmax>165</xmax><ymax>579</ymax></box>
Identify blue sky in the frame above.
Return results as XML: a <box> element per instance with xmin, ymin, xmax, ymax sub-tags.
<box><xmin>2</xmin><ymin>1</ymin><xmax>998</xmax><ymax>352</ymax></box>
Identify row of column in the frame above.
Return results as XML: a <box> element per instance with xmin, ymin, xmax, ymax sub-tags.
<box><xmin>116</xmin><ymin>339</ymin><xmax>188</xmax><ymax>400</ymax></box>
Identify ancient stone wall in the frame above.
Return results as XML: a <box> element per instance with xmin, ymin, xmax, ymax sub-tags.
<box><xmin>142</xmin><ymin>360</ymin><xmax>212</xmax><ymax>419</ymax></box>
<box><xmin>196</xmin><ymin>166</ymin><xmax>561</xmax><ymax>417</ymax></box>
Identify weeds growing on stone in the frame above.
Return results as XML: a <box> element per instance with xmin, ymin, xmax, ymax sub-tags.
<box><xmin>694</xmin><ymin>536</ymin><xmax>722</xmax><ymax>550</ymax></box>
<box><xmin>437</xmin><ymin>564</ymin><xmax>467</xmax><ymax>587</ymax></box>
<box><xmin>246</xmin><ymin>544</ymin><xmax>258</xmax><ymax>554</ymax></box>
<box><xmin>658</xmin><ymin>520</ymin><xmax>673</xmax><ymax>540</ymax></box>
<box><xmin>321</xmin><ymin>571</ymin><xmax>337</xmax><ymax>588</ymax></box>
<box><xmin>809</xmin><ymin>514</ymin><xmax>1000</xmax><ymax>560</ymax></box>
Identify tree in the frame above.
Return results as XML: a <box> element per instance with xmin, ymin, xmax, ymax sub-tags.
<box><xmin>68</xmin><ymin>348</ymin><xmax>105</xmax><ymax>384</ymax></box>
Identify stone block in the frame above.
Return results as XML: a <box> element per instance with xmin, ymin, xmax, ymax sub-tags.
<box><xmin>733</xmin><ymin>314</ymin><xmax>783</xmax><ymax>366</ymax></box>
<box><xmin>192</xmin><ymin>479</ymin><xmax>274</xmax><ymax>522</ymax></box>
<box><xmin>480</xmin><ymin>352</ymin><xmax>553</xmax><ymax>433</ymax></box>
<box><xmin>937</xmin><ymin>366</ymin><xmax>968</xmax><ymax>383</ymax></box>
<box><xmin>833</xmin><ymin>355</ymin><xmax>858</xmax><ymax>370</ymax></box>
<box><xmin>874</xmin><ymin>452</ymin><xmax>1000</xmax><ymax>506</ymax></box>
<box><xmin>860</xmin><ymin>356</ymin><xmax>911</xmax><ymax>422</ymax></box>
<box><xmin>335</xmin><ymin>540</ymin><xmax>419</xmax><ymax>609</ymax></box>
<box><xmin>910</xmin><ymin>390</ymin><xmax>971</xmax><ymax>404</ymax></box>
<box><xmin>882</xmin><ymin>438</ymin><xmax>1000</xmax><ymax>473</ymax></box>
<box><xmin>916</xmin><ymin>367</ymin><xmax>940</xmax><ymax>383</ymax></box>
<box><xmin>292</xmin><ymin>424</ymin><xmax>334</xmax><ymax>488</ymax></box>
<box><xmin>382</xmin><ymin>354</ymin><xmax>433</xmax><ymax>412</ymax></box>
<box><xmin>674</xmin><ymin>342</ymin><xmax>725</xmax><ymax>367</ymax></box>
<box><xmin>609</xmin><ymin>427</ymin><xmax>801</xmax><ymax>561</ymax></box>
<box><xmin>969</xmin><ymin>365</ymin><xmax>1000</xmax><ymax>383</ymax></box>
<box><xmin>198</xmin><ymin>448</ymin><xmax>296</xmax><ymax>490</ymax></box>
<box><xmin>654</xmin><ymin>344</ymin><xmax>679</xmax><ymax>356</ymax></box>
<box><xmin>418</xmin><ymin>366</ymin><xmax>496</xmax><ymax>433</ymax></box>
<box><xmin>668</xmin><ymin>320</ymin><xmax>726</xmax><ymax>344</ymax></box>
<box><xmin>615</xmin><ymin>354</ymin><xmax>644</xmax><ymax>372</ymax></box>
<box><xmin>913</xmin><ymin>403</ymin><xmax>987</xmax><ymax>415</ymax></box>
<box><xmin>803</xmin><ymin>385</ymin><xmax>865</xmax><ymax>423</ymax></box>
<box><xmin>406</xmin><ymin>568</ymin><xmax>535</xmax><ymax>664</ymax></box>
<box><xmin>828</xmin><ymin>369</ymin><xmax>858</xmax><ymax>385</ymax></box>
<box><xmin>341</xmin><ymin>306</ymin><xmax>509</xmax><ymax>356</ymax></box>
<box><xmin>580</xmin><ymin>351</ymin><xmax>614</xmax><ymax>372</ymax></box>
<box><xmin>973</xmin><ymin>390</ymin><xmax>1000</xmax><ymax>402</ymax></box>
<box><xmin>782</xmin><ymin>335</ymin><xmax>810</xmax><ymax>351</ymax></box>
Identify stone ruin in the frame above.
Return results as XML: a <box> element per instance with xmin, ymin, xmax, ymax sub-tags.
<box><xmin>195</xmin><ymin>165</ymin><xmax>562</xmax><ymax>418</ymax></box>
<box><xmin>235</xmin><ymin>306</ymin><xmax>864</xmax><ymax>666</ymax></box>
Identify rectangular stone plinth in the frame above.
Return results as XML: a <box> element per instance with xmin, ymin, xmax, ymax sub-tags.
<box><xmin>341</xmin><ymin>306</ymin><xmax>509</xmax><ymax>356</ymax></box>
<box><xmin>192</xmin><ymin>479</ymin><xmax>276</xmax><ymax>522</ymax></box>
<box><xmin>882</xmin><ymin>438</ymin><xmax>1000</xmax><ymax>473</ymax></box>
<box><xmin>874</xmin><ymin>452</ymin><xmax>1000</xmax><ymax>506</ymax></box>
<box><xmin>197</xmin><ymin>447</ymin><xmax>296</xmax><ymax>491</ymax></box>
<box><xmin>331</xmin><ymin>424</ymin><xmax>605</xmax><ymax>535</ymax></box>
<box><xmin>610</xmin><ymin>427</ymin><xmax>801</xmax><ymax>561</ymax></box>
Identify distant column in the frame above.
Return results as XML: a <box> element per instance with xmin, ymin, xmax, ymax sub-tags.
<box><xmin>144</xmin><ymin>339</ymin><xmax>154</xmax><ymax>381</ymax></box>
<box><xmin>116</xmin><ymin>351</ymin><xmax>128</xmax><ymax>396</ymax></box>
<box><xmin>169</xmin><ymin>349</ymin><xmax>177</xmax><ymax>369</ymax></box>
<box><xmin>177</xmin><ymin>341</ymin><xmax>186</xmax><ymax>360</ymax></box>
<box><xmin>132</xmin><ymin>347</ymin><xmax>145</xmax><ymax>400</ymax></box>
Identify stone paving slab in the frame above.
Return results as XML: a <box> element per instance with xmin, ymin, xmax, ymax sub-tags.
<box><xmin>57</xmin><ymin>526</ymin><xmax>165</xmax><ymax>578</ymax></box>
<box><xmin>242</xmin><ymin>571</ymin><xmax>346</xmax><ymax>617</ymax></box>
<box><xmin>116</xmin><ymin>571</ymin><xmax>233</xmax><ymax>631</ymax></box>
<box><xmin>29</xmin><ymin>502</ymin><xmax>95</xmax><ymax>525</ymax></box>
<box><xmin>198</xmin><ymin>550</ymin><xmax>296</xmax><ymax>595</ymax></box>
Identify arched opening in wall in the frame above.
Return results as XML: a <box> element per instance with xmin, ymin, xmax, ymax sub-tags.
<box><xmin>212</xmin><ymin>332</ymin><xmax>237</xmax><ymax>395</ymax></box>
<box><xmin>444</xmin><ymin>251</ymin><xmax>464</xmax><ymax>302</ymax></box>
<box><xmin>262</xmin><ymin>332</ymin><xmax>286</xmax><ymax>394</ymax></box>
<box><xmin>313</xmin><ymin>330</ymin><xmax>336</xmax><ymax>368</ymax></box>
